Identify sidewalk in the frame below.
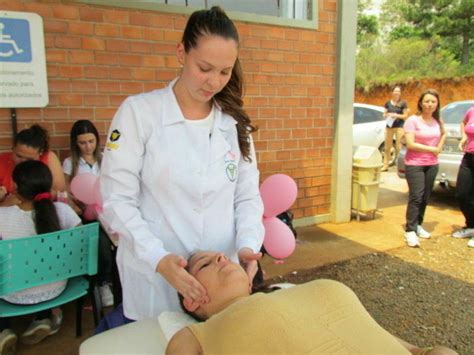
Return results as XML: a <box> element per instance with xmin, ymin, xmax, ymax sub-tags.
<box><xmin>261</xmin><ymin>169</ymin><xmax>463</xmax><ymax>279</ymax></box>
<box><xmin>15</xmin><ymin>170</ymin><xmax>464</xmax><ymax>354</ymax></box>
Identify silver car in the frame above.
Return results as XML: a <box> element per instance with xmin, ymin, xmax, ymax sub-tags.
<box><xmin>397</xmin><ymin>100</ymin><xmax>474</xmax><ymax>188</ymax></box>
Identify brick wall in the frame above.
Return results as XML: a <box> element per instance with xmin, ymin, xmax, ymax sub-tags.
<box><xmin>0</xmin><ymin>0</ymin><xmax>337</xmax><ymax>220</ymax></box>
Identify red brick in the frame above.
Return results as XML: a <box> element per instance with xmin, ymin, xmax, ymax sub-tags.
<box><xmin>82</xmin><ymin>38</ymin><xmax>105</xmax><ymax>51</ymax></box>
<box><xmin>45</xmin><ymin>20</ymin><xmax>68</xmax><ymax>34</ymax></box>
<box><xmin>70</xmin><ymin>108</ymin><xmax>95</xmax><ymax>120</ymax></box>
<box><xmin>84</xmin><ymin>95</ymin><xmax>109</xmax><ymax>107</ymax></box>
<box><xmin>98</xmin><ymin>82</ymin><xmax>121</xmax><ymax>93</ymax></box>
<box><xmin>46</xmin><ymin>49</ymin><xmax>67</xmax><ymax>63</ymax></box>
<box><xmin>106</xmin><ymin>39</ymin><xmax>130</xmax><ymax>52</ymax></box>
<box><xmin>59</xmin><ymin>66</ymin><xmax>84</xmax><ymax>79</ymax></box>
<box><xmin>55</xmin><ymin>36</ymin><xmax>81</xmax><ymax>49</ymax></box>
<box><xmin>68</xmin><ymin>22</ymin><xmax>94</xmax><ymax>35</ymax></box>
<box><xmin>119</xmin><ymin>54</ymin><xmax>143</xmax><ymax>67</ymax></box>
<box><xmin>48</xmin><ymin>80</ymin><xmax>70</xmax><ymax>93</ymax></box>
<box><xmin>120</xmin><ymin>82</ymin><xmax>144</xmax><ymax>94</ymax></box>
<box><xmin>58</xmin><ymin>94</ymin><xmax>82</xmax><ymax>106</ymax></box>
<box><xmin>95</xmin><ymin>23</ymin><xmax>120</xmax><ymax>37</ymax></box>
<box><xmin>69</xmin><ymin>51</ymin><xmax>94</xmax><ymax>64</ymax></box>
<box><xmin>95</xmin><ymin>108</ymin><xmax>118</xmax><ymax>120</ymax></box>
<box><xmin>24</xmin><ymin>3</ymin><xmax>52</xmax><ymax>18</ymax></box>
<box><xmin>71</xmin><ymin>81</ymin><xmax>97</xmax><ymax>93</ymax></box>
<box><xmin>80</xmin><ymin>8</ymin><xmax>104</xmax><ymax>22</ymax></box>
<box><xmin>53</xmin><ymin>5</ymin><xmax>80</xmax><ymax>20</ymax></box>
<box><xmin>143</xmin><ymin>28</ymin><xmax>164</xmax><ymax>41</ymax></box>
<box><xmin>121</xmin><ymin>26</ymin><xmax>142</xmax><ymax>39</ymax></box>
<box><xmin>103</xmin><ymin>9</ymin><xmax>129</xmax><ymax>25</ymax></box>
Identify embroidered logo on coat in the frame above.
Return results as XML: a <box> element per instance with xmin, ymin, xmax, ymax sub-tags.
<box><xmin>224</xmin><ymin>151</ymin><xmax>237</xmax><ymax>182</ymax></box>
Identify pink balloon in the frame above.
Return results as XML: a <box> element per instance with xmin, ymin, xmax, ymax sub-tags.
<box><xmin>260</xmin><ymin>174</ymin><xmax>298</xmax><ymax>217</ymax></box>
<box><xmin>93</xmin><ymin>178</ymin><xmax>103</xmax><ymax>207</ymax></box>
<box><xmin>263</xmin><ymin>217</ymin><xmax>296</xmax><ymax>259</ymax></box>
<box><xmin>83</xmin><ymin>204</ymin><xmax>97</xmax><ymax>221</ymax></box>
<box><xmin>70</xmin><ymin>173</ymin><xmax>98</xmax><ymax>205</ymax></box>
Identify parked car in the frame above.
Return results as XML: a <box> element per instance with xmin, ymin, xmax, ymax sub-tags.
<box><xmin>397</xmin><ymin>100</ymin><xmax>474</xmax><ymax>188</ymax></box>
<box><xmin>353</xmin><ymin>103</ymin><xmax>395</xmax><ymax>165</ymax></box>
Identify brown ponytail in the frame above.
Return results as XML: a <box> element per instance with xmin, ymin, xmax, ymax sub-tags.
<box><xmin>182</xmin><ymin>6</ymin><xmax>257</xmax><ymax>161</ymax></box>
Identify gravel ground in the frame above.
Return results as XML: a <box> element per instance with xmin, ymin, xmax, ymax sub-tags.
<box><xmin>266</xmin><ymin>233</ymin><xmax>473</xmax><ymax>354</ymax></box>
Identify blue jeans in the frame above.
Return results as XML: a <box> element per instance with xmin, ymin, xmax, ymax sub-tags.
<box><xmin>405</xmin><ymin>164</ymin><xmax>438</xmax><ymax>232</ymax></box>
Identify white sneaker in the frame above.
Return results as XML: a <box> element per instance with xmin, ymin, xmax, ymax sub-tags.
<box><xmin>99</xmin><ymin>283</ymin><xmax>114</xmax><ymax>307</ymax></box>
<box><xmin>404</xmin><ymin>231</ymin><xmax>420</xmax><ymax>247</ymax></box>
<box><xmin>0</xmin><ymin>329</ymin><xmax>17</xmax><ymax>355</ymax></box>
<box><xmin>20</xmin><ymin>309</ymin><xmax>62</xmax><ymax>345</ymax></box>
<box><xmin>468</xmin><ymin>237</ymin><xmax>474</xmax><ymax>248</ymax></box>
<box><xmin>452</xmin><ymin>228</ymin><xmax>474</xmax><ymax>239</ymax></box>
<box><xmin>416</xmin><ymin>225</ymin><xmax>431</xmax><ymax>239</ymax></box>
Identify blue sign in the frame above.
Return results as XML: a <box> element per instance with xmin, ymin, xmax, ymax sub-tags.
<box><xmin>0</xmin><ymin>17</ymin><xmax>32</xmax><ymax>63</ymax></box>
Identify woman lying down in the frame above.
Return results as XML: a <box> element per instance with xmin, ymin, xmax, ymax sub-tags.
<box><xmin>167</xmin><ymin>251</ymin><xmax>457</xmax><ymax>355</ymax></box>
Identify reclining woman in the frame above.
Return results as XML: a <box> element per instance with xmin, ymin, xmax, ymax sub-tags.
<box><xmin>167</xmin><ymin>251</ymin><xmax>457</xmax><ymax>355</ymax></box>
<box><xmin>0</xmin><ymin>160</ymin><xmax>81</xmax><ymax>353</ymax></box>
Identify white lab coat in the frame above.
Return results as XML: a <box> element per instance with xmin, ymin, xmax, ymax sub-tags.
<box><xmin>100</xmin><ymin>79</ymin><xmax>264</xmax><ymax>320</ymax></box>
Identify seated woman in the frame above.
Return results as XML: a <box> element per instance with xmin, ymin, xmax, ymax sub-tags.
<box><xmin>0</xmin><ymin>124</ymin><xmax>66</xmax><ymax>206</ymax></box>
<box><xmin>167</xmin><ymin>251</ymin><xmax>457</xmax><ymax>355</ymax></box>
<box><xmin>62</xmin><ymin>119</ymin><xmax>114</xmax><ymax>308</ymax></box>
<box><xmin>0</xmin><ymin>160</ymin><xmax>81</xmax><ymax>353</ymax></box>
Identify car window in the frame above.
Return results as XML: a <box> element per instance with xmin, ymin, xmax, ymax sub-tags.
<box><xmin>353</xmin><ymin>107</ymin><xmax>384</xmax><ymax>124</ymax></box>
<box><xmin>441</xmin><ymin>102</ymin><xmax>474</xmax><ymax>124</ymax></box>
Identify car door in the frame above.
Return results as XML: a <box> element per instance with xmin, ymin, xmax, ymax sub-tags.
<box><xmin>353</xmin><ymin>106</ymin><xmax>385</xmax><ymax>148</ymax></box>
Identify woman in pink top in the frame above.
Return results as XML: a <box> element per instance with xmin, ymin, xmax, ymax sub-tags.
<box><xmin>452</xmin><ymin>107</ymin><xmax>474</xmax><ymax>248</ymax></box>
<box><xmin>403</xmin><ymin>89</ymin><xmax>446</xmax><ymax>247</ymax></box>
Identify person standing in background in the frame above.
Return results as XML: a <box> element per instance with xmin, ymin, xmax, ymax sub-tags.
<box><xmin>403</xmin><ymin>89</ymin><xmax>446</xmax><ymax>247</ymax></box>
<box><xmin>382</xmin><ymin>86</ymin><xmax>409</xmax><ymax>171</ymax></box>
<box><xmin>100</xmin><ymin>6</ymin><xmax>264</xmax><ymax>322</ymax></box>
<box><xmin>452</xmin><ymin>106</ymin><xmax>474</xmax><ymax>248</ymax></box>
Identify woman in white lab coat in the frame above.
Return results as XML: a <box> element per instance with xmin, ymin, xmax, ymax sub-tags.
<box><xmin>100</xmin><ymin>6</ymin><xmax>265</xmax><ymax>321</ymax></box>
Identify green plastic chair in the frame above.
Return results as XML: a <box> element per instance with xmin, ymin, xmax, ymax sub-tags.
<box><xmin>0</xmin><ymin>223</ymin><xmax>101</xmax><ymax>336</ymax></box>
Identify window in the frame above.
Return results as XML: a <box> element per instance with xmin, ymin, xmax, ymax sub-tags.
<box><xmin>353</xmin><ymin>107</ymin><xmax>384</xmax><ymax>125</ymax></box>
<box><xmin>76</xmin><ymin>0</ymin><xmax>318</xmax><ymax>29</ymax></box>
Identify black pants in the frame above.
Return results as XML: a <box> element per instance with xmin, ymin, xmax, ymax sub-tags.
<box><xmin>0</xmin><ymin>309</ymin><xmax>51</xmax><ymax>331</ymax></box>
<box><xmin>98</xmin><ymin>226</ymin><xmax>114</xmax><ymax>285</ymax></box>
<box><xmin>455</xmin><ymin>153</ymin><xmax>474</xmax><ymax>228</ymax></box>
<box><xmin>405</xmin><ymin>164</ymin><xmax>438</xmax><ymax>232</ymax></box>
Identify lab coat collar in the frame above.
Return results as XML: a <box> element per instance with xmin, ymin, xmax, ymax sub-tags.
<box><xmin>162</xmin><ymin>78</ymin><xmax>238</xmax><ymax>131</ymax></box>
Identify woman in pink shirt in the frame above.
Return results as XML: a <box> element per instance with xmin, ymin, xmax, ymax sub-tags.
<box><xmin>452</xmin><ymin>107</ymin><xmax>474</xmax><ymax>248</ymax></box>
<box><xmin>403</xmin><ymin>89</ymin><xmax>446</xmax><ymax>247</ymax></box>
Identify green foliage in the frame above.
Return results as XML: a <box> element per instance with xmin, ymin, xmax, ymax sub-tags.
<box><xmin>355</xmin><ymin>0</ymin><xmax>474</xmax><ymax>90</ymax></box>
<box><xmin>356</xmin><ymin>37</ymin><xmax>461</xmax><ymax>91</ymax></box>
<box><xmin>357</xmin><ymin>15</ymin><xmax>379</xmax><ymax>45</ymax></box>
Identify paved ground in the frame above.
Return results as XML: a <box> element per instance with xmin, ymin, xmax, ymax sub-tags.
<box><xmin>14</xmin><ymin>168</ymin><xmax>469</xmax><ymax>354</ymax></box>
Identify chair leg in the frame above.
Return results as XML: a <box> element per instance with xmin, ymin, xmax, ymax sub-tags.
<box><xmin>90</xmin><ymin>284</ymin><xmax>103</xmax><ymax>326</ymax></box>
<box><xmin>76</xmin><ymin>296</ymin><xmax>84</xmax><ymax>337</ymax></box>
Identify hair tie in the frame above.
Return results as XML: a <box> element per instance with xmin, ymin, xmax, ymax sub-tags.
<box><xmin>33</xmin><ymin>192</ymin><xmax>52</xmax><ymax>202</ymax></box>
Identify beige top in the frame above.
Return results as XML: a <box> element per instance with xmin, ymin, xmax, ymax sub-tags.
<box><xmin>188</xmin><ymin>279</ymin><xmax>409</xmax><ymax>354</ymax></box>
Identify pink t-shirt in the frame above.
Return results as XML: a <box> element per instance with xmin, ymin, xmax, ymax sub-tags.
<box><xmin>404</xmin><ymin>115</ymin><xmax>441</xmax><ymax>166</ymax></box>
<box><xmin>463</xmin><ymin>107</ymin><xmax>474</xmax><ymax>153</ymax></box>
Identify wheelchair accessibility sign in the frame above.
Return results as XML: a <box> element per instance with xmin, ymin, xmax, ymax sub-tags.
<box><xmin>0</xmin><ymin>11</ymin><xmax>48</xmax><ymax>108</ymax></box>
<box><xmin>0</xmin><ymin>18</ymin><xmax>32</xmax><ymax>62</ymax></box>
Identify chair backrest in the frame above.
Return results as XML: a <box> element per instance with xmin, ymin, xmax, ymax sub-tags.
<box><xmin>0</xmin><ymin>223</ymin><xmax>99</xmax><ymax>297</ymax></box>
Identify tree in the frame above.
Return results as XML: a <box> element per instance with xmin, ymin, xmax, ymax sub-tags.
<box><xmin>385</xmin><ymin>0</ymin><xmax>473</xmax><ymax>65</ymax></box>
<box><xmin>357</xmin><ymin>0</ymin><xmax>379</xmax><ymax>46</ymax></box>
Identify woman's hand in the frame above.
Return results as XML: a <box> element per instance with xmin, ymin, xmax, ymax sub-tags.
<box><xmin>156</xmin><ymin>254</ymin><xmax>209</xmax><ymax>305</ymax></box>
<box><xmin>238</xmin><ymin>248</ymin><xmax>262</xmax><ymax>283</ymax></box>
<box><xmin>458</xmin><ymin>138</ymin><xmax>466</xmax><ymax>152</ymax></box>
